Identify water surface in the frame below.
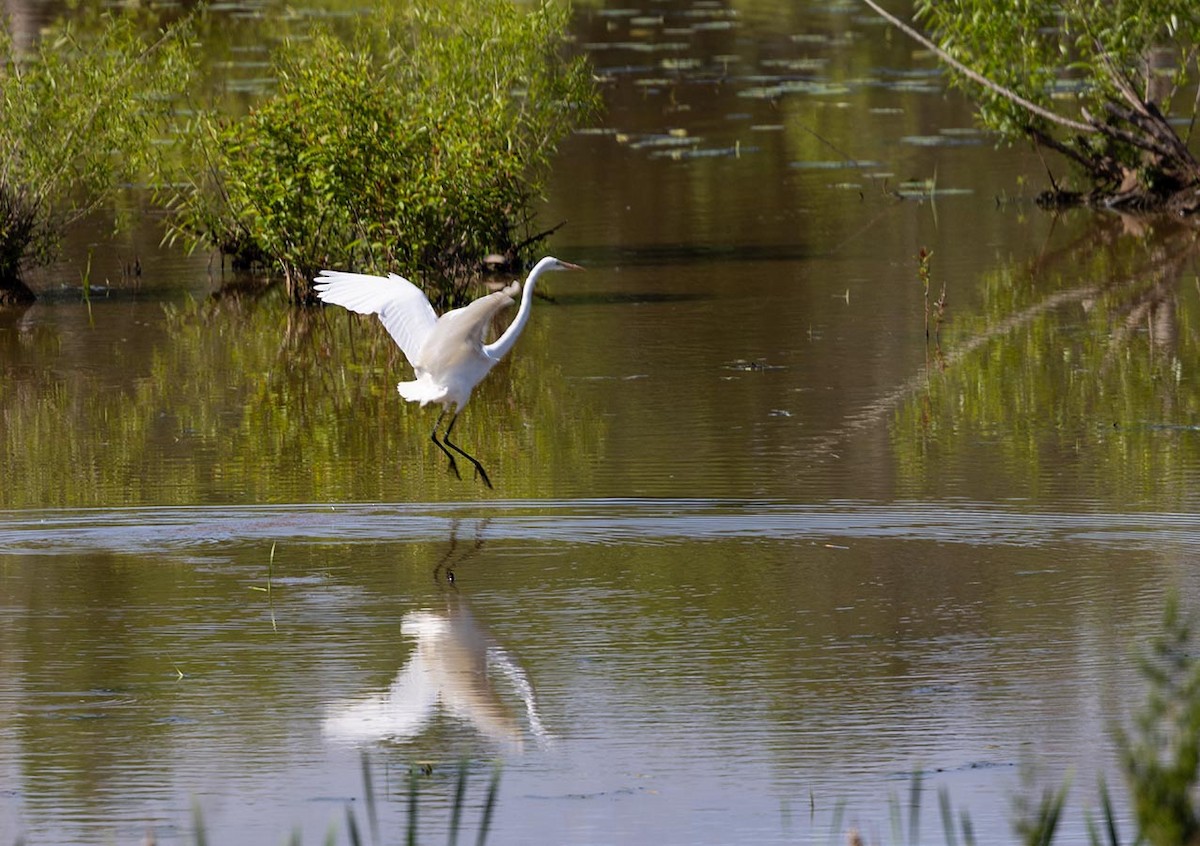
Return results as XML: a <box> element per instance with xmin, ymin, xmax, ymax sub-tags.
<box><xmin>3</xmin><ymin>0</ymin><xmax>1200</xmax><ymax>843</ymax></box>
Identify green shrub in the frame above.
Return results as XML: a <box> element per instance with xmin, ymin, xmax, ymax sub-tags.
<box><xmin>863</xmin><ymin>0</ymin><xmax>1200</xmax><ymax>211</ymax></box>
<box><xmin>0</xmin><ymin>13</ymin><xmax>195</xmax><ymax>302</ymax></box>
<box><xmin>166</xmin><ymin>0</ymin><xmax>598</xmax><ymax>305</ymax></box>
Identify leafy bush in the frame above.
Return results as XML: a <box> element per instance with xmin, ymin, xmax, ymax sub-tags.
<box><xmin>863</xmin><ymin>0</ymin><xmax>1200</xmax><ymax>212</ymax></box>
<box><xmin>0</xmin><ymin>13</ymin><xmax>195</xmax><ymax>302</ymax></box>
<box><xmin>166</xmin><ymin>0</ymin><xmax>598</xmax><ymax>305</ymax></box>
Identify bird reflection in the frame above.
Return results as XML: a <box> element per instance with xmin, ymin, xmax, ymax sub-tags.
<box><xmin>323</xmin><ymin>525</ymin><xmax>548</xmax><ymax>749</ymax></box>
<box><xmin>323</xmin><ymin>598</ymin><xmax>549</xmax><ymax>749</ymax></box>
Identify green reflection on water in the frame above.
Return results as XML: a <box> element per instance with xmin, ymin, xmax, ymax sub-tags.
<box><xmin>893</xmin><ymin>224</ymin><xmax>1200</xmax><ymax>507</ymax></box>
<box><xmin>0</xmin><ymin>291</ymin><xmax>605</xmax><ymax>507</ymax></box>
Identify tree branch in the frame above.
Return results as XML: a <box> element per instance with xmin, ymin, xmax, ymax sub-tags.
<box><xmin>1099</xmin><ymin>100</ymin><xmax>1197</xmax><ymax>171</ymax></box>
<box><xmin>859</xmin><ymin>0</ymin><xmax>1096</xmax><ymax>134</ymax></box>
<box><xmin>1028</xmin><ymin>126</ymin><xmax>1119</xmax><ymax>181</ymax></box>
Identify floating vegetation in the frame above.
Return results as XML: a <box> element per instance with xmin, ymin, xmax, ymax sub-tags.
<box><xmin>660</xmin><ymin>57</ymin><xmax>702</xmax><ymax>71</ymax></box>
<box><xmin>582</xmin><ymin>40</ymin><xmax>690</xmax><ymax>53</ymax></box>
<box><xmin>626</xmin><ymin>133</ymin><xmax>699</xmax><ymax>150</ymax></box>
<box><xmin>788</xmin><ymin>159</ymin><xmax>885</xmax><ymax>170</ymax></box>
<box><xmin>681</xmin><ymin>7</ymin><xmax>738</xmax><ymax>20</ymax></box>
<box><xmin>883</xmin><ymin>79</ymin><xmax>943</xmax><ymax>94</ymax></box>
<box><xmin>894</xmin><ymin>180</ymin><xmax>975</xmax><ymax>199</ymax></box>
<box><xmin>724</xmin><ymin>359</ymin><xmax>786</xmax><ymax>372</ymax></box>
<box><xmin>739</xmin><ymin>79</ymin><xmax>854</xmax><ymax>99</ymax></box>
<box><xmin>761</xmin><ymin>57</ymin><xmax>831</xmax><ymax>72</ymax></box>
<box><xmin>633</xmin><ymin>77</ymin><xmax>676</xmax><ymax>88</ymax></box>
<box><xmin>940</xmin><ymin>127</ymin><xmax>986</xmax><ymax>138</ymax></box>
<box><xmin>900</xmin><ymin>133</ymin><xmax>984</xmax><ymax>147</ymax></box>
<box><xmin>649</xmin><ymin>144</ymin><xmax>753</xmax><ymax>160</ymax></box>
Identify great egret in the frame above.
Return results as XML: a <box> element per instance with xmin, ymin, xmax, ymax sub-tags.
<box><xmin>313</xmin><ymin>256</ymin><xmax>583</xmax><ymax>488</ymax></box>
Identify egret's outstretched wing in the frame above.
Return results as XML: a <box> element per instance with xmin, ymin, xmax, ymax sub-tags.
<box><xmin>314</xmin><ymin>271</ymin><xmax>437</xmax><ymax>365</ymax></box>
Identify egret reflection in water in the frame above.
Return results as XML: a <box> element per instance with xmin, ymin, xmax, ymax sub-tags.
<box><xmin>322</xmin><ymin>593</ymin><xmax>550</xmax><ymax>750</ymax></box>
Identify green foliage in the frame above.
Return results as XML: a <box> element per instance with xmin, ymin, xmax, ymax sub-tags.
<box><xmin>1118</xmin><ymin>594</ymin><xmax>1200</xmax><ymax>845</ymax></box>
<box><xmin>879</xmin><ymin>0</ymin><xmax>1200</xmax><ymax>204</ymax></box>
<box><xmin>0</xmin><ymin>13</ymin><xmax>195</xmax><ymax>299</ymax></box>
<box><xmin>914</xmin><ymin>0</ymin><xmax>1061</xmax><ymax>142</ymax></box>
<box><xmin>166</xmin><ymin>0</ymin><xmax>598</xmax><ymax>305</ymax></box>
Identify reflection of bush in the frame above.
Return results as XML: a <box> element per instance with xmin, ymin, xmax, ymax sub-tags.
<box><xmin>892</xmin><ymin>226</ymin><xmax>1200</xmax><ymax>507</ymax></box>
<box><xmin>0</xmin><ymin>293</ymin><xmax>603</xmax><ymax>507</ymax></box>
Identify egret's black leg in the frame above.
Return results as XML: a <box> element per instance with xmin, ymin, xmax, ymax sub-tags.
<box><xmin>442</xmin><ymin>413</ymin><xmax>494</xmax><ymax>490</ymax></box>
<box><xmin>430</xmin><ymin>409</ymin><xmax>461</xmax><ymax>480</ymax></box>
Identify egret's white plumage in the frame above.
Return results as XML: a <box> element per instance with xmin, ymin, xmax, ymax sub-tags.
<box><xmin>314</xmin><ymin>256</ymin><xmax>582</xmax><ymax>487</ymax></box>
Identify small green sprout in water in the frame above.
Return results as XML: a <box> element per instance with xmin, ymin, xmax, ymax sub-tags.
<box><xmin>917</xmin><ymin>247</ymin><xmax>947</xmax><ymax>369</ymax></box>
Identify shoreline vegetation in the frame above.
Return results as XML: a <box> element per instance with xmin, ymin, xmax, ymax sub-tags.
<box><xmin>0</xmin><ymin>11</ymin><xmax>196</xmax><ymax>304</ymax></box>
<box><xmin>863</xmin><ymin>0</ymin><xmax>1200</xmax><ymax>217</ymax></box>
<box><xmin>163</xmin><ymin>0</ymin><xmax>598</xmax><ymax>306</ymax></box>
<box><xmin>7</xmin><ymin>1</ymin><xmax>1200</xmax><ymax>305</ymax></box>
<box><xmin>0</xmin><ymin>0</ymin><xmax>598</xmax><ymax>305</ymax></box>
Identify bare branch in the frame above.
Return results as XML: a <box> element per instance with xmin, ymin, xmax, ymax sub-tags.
<box><xmin>1096</xmin><ymin>47</ymin><xmax>1153</xmax><ymax>118</ymax></box>
<box><xmin>1028</xmin><ymin>126</ymin><xmax>1119</xmax><ymax>181</ymax></box>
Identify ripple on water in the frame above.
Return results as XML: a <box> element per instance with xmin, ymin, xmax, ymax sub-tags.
<box><xmin>1</xmin><ymin>499</ymin><xmax>1198</xmax><ymax>556</ymax></box>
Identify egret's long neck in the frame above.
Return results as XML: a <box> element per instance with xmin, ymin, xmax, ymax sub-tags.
<box><xmin>485</xmin><ymin>261</ymin><xmax>550</xmax><ymax>360</ymax></box>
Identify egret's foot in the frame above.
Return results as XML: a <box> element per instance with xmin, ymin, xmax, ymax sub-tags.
<box><xmin>471</xmin><ymin>463</ymin><xmax>494</xmax><ymax>490</ymax></box>
<box><xmin>442</xmin><ymin>430</ymin><xmax>493</xmax><ymax>489</ymax></box>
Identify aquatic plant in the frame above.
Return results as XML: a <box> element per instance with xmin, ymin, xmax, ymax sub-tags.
<box><xmin>0</xmin><ymin>12</ymin><xmax>195</xmax><ymax>303</ymax></box>
<box><xmin>839</xmin><ymin>597</ymin><xmax>1200</xmax><ymax>846</ymax></box>
<box><xmin>1117</xmin><ymin>594</ymin><xmax>1200</xmax><ymax>845</ymax></box>
<box><xmin>164</xmin><ymin>0</ymin><xmax>598</xmax><ymax>305</ymax></box>
<box><xmin>862</xmin><ymin>0</ymin><xmax>1200</xmax><ymax>214</ymax></box>
<box><xmin>184</xmin><ymin>755</ymin><xmax>501</xmax><ymax>845</ymax></box>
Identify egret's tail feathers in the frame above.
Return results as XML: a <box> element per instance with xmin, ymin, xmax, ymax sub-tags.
<box><xmin>398</xmin><ymin>379</ymin><xmax>448</xmax><ymax>407</ymax></box>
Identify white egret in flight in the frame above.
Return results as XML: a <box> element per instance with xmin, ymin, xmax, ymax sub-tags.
<box><xmin>314</xmin><ymin>256</ymin><xmax>583</xmax><ymax>488</ymax></box>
